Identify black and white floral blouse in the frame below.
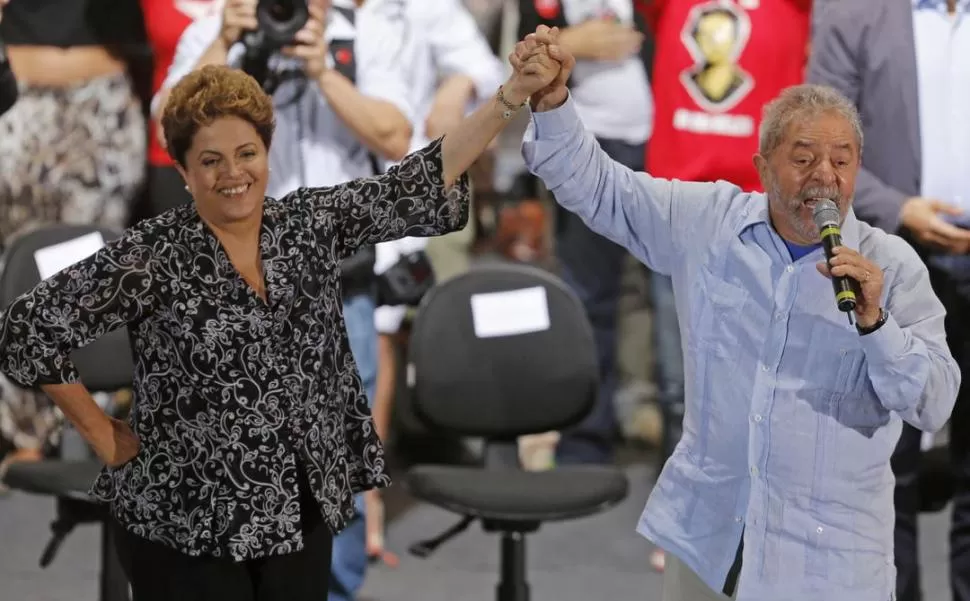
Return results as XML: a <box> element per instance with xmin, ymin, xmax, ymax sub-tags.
<box><xmin>0</xmin><ymin>140</ymin><xmax>469</xmax><ymax>561</ymax></box>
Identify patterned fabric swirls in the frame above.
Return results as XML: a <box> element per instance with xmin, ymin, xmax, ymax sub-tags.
<box><xmin>0</xmin><ymin>139</ymin><xmax>470</xmax><ymax>561</ymax></box>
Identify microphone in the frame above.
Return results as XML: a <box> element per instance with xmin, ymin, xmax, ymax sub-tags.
<box><xmin>812</xmin><ymin>198</ymin><xmax>857</xmax><ymax>320</ymax></box>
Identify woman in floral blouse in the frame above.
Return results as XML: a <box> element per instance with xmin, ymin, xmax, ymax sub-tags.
<box><xmin>0</xmin><ymin>30</ymin><xmax>570</xmax><ymax>601</ymax></box>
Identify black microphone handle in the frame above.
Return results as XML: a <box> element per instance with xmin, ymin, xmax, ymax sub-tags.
<box><xmin>820</xmin><ymin>229</ymin><xmax>857</xmax><ymax>313</ymax></box>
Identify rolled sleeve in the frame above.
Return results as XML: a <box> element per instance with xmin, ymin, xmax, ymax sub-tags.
<box><xmin>375</xmin><ymin>306</ymin><xmax>408</xmax><ymax>334</ymax></box>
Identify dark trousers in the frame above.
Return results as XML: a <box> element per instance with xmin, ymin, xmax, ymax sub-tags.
<box><xmin>894</xmin><ymin>267</ymin><xmax>970</xmax><ymax>601</ymax></box>
<box><xmin>111</xmin><ymin>471</ymin><xmax>333</xmax><ymax>601</ymax></box>
<box><xmin>554</xmin><ymin>137</ymin><xmax>671</xmax><ymax>464</ymax></box>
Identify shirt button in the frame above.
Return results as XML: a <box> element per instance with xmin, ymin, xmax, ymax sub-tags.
<box><xmin>753</xmin><ymin>414</ymin><xmax>763</xmax><ymax>423</ymax></box>
<box><xmin>786</xmin><ymin>265</ymin><xmax>794</xmax><ymax>273</ymax></box>
<box><xmin>816</xmin><ymin>526</ymin><xmax>824</xmax><ymax>534</ymax></box>
<box><xmin>774</xmin><ymin>312</ymin><xmax>784</xmax><ymax>321</ymax></box>
<box><xmin>750</xmin><ymin>466</ymin><xmax>759</xmax><ymax>476</ymax></box>
<box><xmin>761</xmin><ymin>364</ymin><xmax>769</xmax><ymax>372</ymax></box>
<box><xmin>735</xmin><ymin>516</ymin><xmax>743</xmax><ymax>523</ymax></box>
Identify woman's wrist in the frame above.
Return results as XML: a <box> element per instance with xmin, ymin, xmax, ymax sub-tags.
<box><xmin>501</xmin><ymin>79</ymin><xmax>531</xmax><ymax>108</ymax></box>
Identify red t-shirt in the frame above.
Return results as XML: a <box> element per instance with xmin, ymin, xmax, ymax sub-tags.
<box><xmin>638</xmin><ymin>0</ymin><xmax>811</xmax><ymax>192</ymax></box>
<box><xmin>140</xmin><ymin>0</ymin><xmax>222</xmax><ymax>167</ymax></box>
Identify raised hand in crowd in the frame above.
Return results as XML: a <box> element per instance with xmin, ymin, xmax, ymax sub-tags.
<box><xmin>899</xmin><ymin>196</ymin><xmax>970</xmax><ymax>254</ymax></box>
<box><xmin>219</xmin><ymin>0</ymin><xmax>258</xmax><ymax>48</ymax></box>
<box><xmin>282</xmin><ymin>0</ymin><xmax>330</xmax><ymax>80</ymax></box>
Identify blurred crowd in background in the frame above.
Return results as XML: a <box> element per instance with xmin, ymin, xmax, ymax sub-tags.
<box><xmin>0</xmin><ymin>1</ymin><xmax>967</xmax><ymax>600</ymax></box>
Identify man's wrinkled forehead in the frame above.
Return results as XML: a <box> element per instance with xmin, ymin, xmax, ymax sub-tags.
<box><xmin>781</xmin><ymin>113</ymin><xmax>861</xmax><ymax>155</ymax></box>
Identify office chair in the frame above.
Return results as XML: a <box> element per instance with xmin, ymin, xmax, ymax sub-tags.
<box><xmin>0</xmin><ymin>224</ymin><xmax>133</xmax><ymax>601</ymax></box>
<box><xmin>404</xmin><ymin>262</ymin><xmax>630</xmax><ymax>601</ymax></box>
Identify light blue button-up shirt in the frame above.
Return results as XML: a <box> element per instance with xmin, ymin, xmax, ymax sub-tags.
<box><xmin>521</xmin><ymin>97</ymin><xmax>960</xmax><ymax>601</ymax></box>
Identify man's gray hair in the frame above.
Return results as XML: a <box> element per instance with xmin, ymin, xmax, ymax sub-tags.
<box><xmin>758</xmin><ymin>84</ymin><xmax>864</xmax><ymax>157</ymax></box>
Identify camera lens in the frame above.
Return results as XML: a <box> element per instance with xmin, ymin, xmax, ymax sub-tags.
<box><xmin>268</xmin><ymin>0</ymin><xmax>295</xmax><ymax>21</ymax></box>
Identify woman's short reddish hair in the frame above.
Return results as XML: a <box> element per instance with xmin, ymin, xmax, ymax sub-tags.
<box><xmin>161</xmin><ymin>65</ymin><xmax>275</xmax><ymax>167</ymax></box>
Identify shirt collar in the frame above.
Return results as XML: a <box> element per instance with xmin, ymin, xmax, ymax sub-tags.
<box><xmin>914</xmin><ymin>0</ymin><xmax>970</xmax><ymax>13</ymax></box>
<box><xmin>736</xmin><ymin>193</ymin><xmax>861</xmax><ymax>250</ymax></box>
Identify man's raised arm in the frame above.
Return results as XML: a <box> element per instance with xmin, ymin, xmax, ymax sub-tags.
<box><xmin>518</xmin><ymin>29</ymin><xmax>723</xmax><ymax>277</ymax></box>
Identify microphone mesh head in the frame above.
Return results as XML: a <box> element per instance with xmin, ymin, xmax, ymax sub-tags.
<box><xmin>811</xmin><ymin>199</ymin><xmax>840</xmax><ymax>229</ymax></box>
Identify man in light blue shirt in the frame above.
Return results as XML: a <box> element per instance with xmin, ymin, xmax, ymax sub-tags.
<box><xmin>515</xmin><ymin>28</ymin><xmax>960</xmax><ymax>601</ymax></box>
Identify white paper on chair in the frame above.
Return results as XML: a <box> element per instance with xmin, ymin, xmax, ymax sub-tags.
<box><xmin>34</xmin><ymin>232</ymin><xmax>106</xmax><ymax>279</ymax></box>
<box><xmin>470</xmin><ymin>286</ymin><xmax>551</xmax><ymax>338</ymax></box>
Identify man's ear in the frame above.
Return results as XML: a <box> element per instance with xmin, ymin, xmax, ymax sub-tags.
<box><xmin>753</xmin><ymin>153</ymin><xmax>768</xmax><ymax>177</ymax></box>
<box><xmin>753</xmin><ymin>153</ymin><xmax>770</xmax><ymax>190</ymax></box>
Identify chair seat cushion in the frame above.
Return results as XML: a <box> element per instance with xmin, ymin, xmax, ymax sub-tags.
<box><xmin>2</xmin><ymin>459</ymin><xmax>102</xmax><ymax>499</ymax></box>
<box><xmin>406</xmin><ymin>465</ymin><xmax>629</xmax><ymax>522</ymax></box>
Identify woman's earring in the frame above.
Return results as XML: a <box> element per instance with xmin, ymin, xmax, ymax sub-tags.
<box><xmin>184</xmin><ymin>186</ymin><xmax>190</xmax><ymax>192</ymax></box>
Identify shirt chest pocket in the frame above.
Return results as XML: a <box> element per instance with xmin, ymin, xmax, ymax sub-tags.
<box><xmin>690</xmin><ymin>267</ymin><xmax>750</xmax><ymax>357</ymax></box>
<box><xmin>801</xmin><ymin>323</ymin><xmax>890</xmax><ymax>435</ymax></box>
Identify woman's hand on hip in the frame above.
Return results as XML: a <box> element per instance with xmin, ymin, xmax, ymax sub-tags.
<box><xmin>92</xmin><ymin>417</ymin><xmax>141</xmax><ymax>468</ymax></box>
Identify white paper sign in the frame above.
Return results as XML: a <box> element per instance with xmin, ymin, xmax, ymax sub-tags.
<box><xmin>34</xmin><ymin>232</ymin><xmax>106</xmax><ymax>279</ymax></box>
<box><xmin>470</xmin><ymin>286</ymin><xmax>551</xmax><ymax>338</ymax></box>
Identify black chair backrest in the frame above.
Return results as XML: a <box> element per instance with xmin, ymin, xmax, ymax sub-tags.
<box><xmin>0</xmin><ymin>225</ymin><xmax>135</xmax><ymax>392</ymax></box>
<box><xmin>408</xmin><ymin>262</ymin><xmax>598</xmax><ymax>439</ymax></box>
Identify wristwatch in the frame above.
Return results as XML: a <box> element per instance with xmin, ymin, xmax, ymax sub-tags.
<box><xmin>857</xmin><ymin>308</ymin><xmax>888</xmax><ymax>336</ymax></box>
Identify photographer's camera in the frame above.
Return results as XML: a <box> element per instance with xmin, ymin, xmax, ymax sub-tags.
<box><xmin>241</xmin><ymin>0</ymin><xmax>309</xmax><ymax>91</ymax></box>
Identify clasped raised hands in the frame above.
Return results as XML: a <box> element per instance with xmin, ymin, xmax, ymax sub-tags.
<box><xmin>505</xmin><ymin>25</ymin><xmax>576</xmax><ymax>112</ymax></box>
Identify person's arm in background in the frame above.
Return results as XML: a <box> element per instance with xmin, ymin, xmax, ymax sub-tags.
<box><xmin>364</xmin><ymin>316</ymin><xmax>406</xmax><ymax>566</ymax></box>
<box><xmin>557</xmin><ymin>13</ymin><xmax>643</xmax><ymax>61</ymax></box>
<box><xmin>807</xmin><ymin>4</ymin><xmax>970</xmax><ymax>253</ymax></box>
<box><xmin>363</xmin><ymin>236</ymin><xmax>431</xmax><ymax>566</ymax></box>
<box><xmin>422</xmin><ymin>0</ymin><xmax>506</xmax><ymax>139</ymax></box>
<box><xmin>371</xmin><ymin>332</ymin><xmax>398</xmax><ymax>444</ymax></box>
<box><xmin>312</xmin><ymin>3</ymin><xmax>413</xmax><ymax>161</ymax></box>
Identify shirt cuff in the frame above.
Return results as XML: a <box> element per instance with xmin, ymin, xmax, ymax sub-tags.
<box><xmin>858</xmin><ymin>312</ymin><xmax>907</xmax><ymax>364</ymax></box>
<box><xmin>375</xmin><ymin>305</ymin><xmax>407</xmax><ymax>334</ymax></box>
<box><xmin>525</xmin><ymin>92</ymin><xmax>579</xmax><ymax>141</ymax></box>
